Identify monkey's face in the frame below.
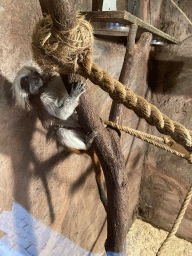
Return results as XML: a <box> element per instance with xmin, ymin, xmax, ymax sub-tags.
<box><xmin>20</xmin><ymin>70</ymin><xmax>45</xmax><ymax>95</ymax></box>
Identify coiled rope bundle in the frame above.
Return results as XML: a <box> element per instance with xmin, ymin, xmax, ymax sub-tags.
<box><xmin>32</xmin><ymin>12</ymin><xmax>94</xmax><ymax>74</ymax></box>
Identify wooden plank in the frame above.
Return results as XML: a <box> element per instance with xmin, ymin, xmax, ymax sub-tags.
<box><xmin>82</xmin><ymin>11</ymin><xmax>180</xmax><ymax>44</ymax></box>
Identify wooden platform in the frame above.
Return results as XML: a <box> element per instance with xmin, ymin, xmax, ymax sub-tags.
<box><xmin>82</xmin><ymin>11</ymin><xmax>180</xmax><ymax>44</ymax></box>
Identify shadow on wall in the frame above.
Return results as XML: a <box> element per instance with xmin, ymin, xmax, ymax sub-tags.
<box><xmin>70</xmin><ymin>162</ymin><xmax>95</xmax><ymax>195</ymax></box>
<box><xmin>0</xmin><ymin>73</ymin><xmax>15</xmax><ymax>107</ymax></box>
<box><xmin>147</xmin><ymin>52</ymin><xmax>185</xmax><ymax>94</ymax></box>
<box><xmin>0</xmin><ymin>72</ymin><xmax>104</xmax><ymax>255</ymax></box>
<box><xmin>0</xmin><ymin>72</ymin><xmax>74</xmax><ymax>222</ymax></box>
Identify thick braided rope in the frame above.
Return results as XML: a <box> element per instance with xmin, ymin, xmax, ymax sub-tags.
<box><xmin>32</xmin><ymin>14</ymin><xmax>192</xmax><ymax>151</ymax></box>
<box><xmin>105</xmin><ymin>121</ymin><xmax>192</xmax><ymax>164</ymax></box>
<box><xmin>156</xmin><ymin>185</ymin><xmax>192</xmax><ymax>255</ymax></box>
<box><xmin>80</xmin><ymin>60</ymin><xmax>192</xmax><ymax>152</ymax></box>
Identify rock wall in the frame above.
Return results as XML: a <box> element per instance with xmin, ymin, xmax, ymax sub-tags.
<box><xmin>139</xmin><ymin>0</ymin><xmax>192</xmax><ymax>242</ymax></box>
<box><xmin>4</xmin><ymin>0</ymin><xmax>191</xmax><ymax>252</ymax></box>
<box><xmin>0</xmin><ymin>0</ymin><xmax>149</xmax><ymax>253</ymax></box>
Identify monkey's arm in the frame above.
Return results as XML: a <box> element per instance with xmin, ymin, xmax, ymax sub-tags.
<box><xmin>41</xmin><ymin>81</ymin><xmax>85</xmax><ymax>121</ymax></box>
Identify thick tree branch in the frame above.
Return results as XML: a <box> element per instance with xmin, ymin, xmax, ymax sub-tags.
<box><xmin>43</xmin><ymin>0</ymin><xmax>151</xmax><ymax>253</ymax></box>
<box><xmin>109</xmin><ymin>24</ymin><xmax>138</xmax><ymax>127</ymax></box>
<box><xmin>43</xmin><ymin>0</ymin><xmax>76</xmax><ymax>31</ymax></box>
<box><xmin>77</xmin><ymin>91</ymin><xmax>128</xmax><ymax>253</ymax></box>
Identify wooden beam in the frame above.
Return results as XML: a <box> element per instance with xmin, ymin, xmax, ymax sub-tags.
<box><xmin>82</xmin><ymin>10</ymin><xmax>180</xmax><ymax>44</ymax></box>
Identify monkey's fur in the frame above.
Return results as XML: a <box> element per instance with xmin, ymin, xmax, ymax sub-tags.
<box><xmin>13</xmin><ymin>67</ymin><xmax>96</xmax><ymax>150</ymax></box>
<box><xmin>13</xmin><ymin>67</ymin><xmax>107</xmax><ymax>210</ymax></box>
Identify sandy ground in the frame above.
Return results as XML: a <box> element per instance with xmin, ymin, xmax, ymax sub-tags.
<box><xmin>126</xmin><ymin>219</ymin><xmax>192</xmax><ymax>256</ymax></box>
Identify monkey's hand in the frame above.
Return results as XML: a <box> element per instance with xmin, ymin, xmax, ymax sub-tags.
<box><xmin>43</xmin><ymin>81</ymin><xmax>86</xmax><ymax>121</ymax></box>
<box><xmin>70</xmin><ymin>81</ymin><xmax>85</xmax><ymax>99</ymax></box>
<box><xmin>54</xmin><ymin>81</ymin><xmax>85</xmax><ymax>108</ymax></box>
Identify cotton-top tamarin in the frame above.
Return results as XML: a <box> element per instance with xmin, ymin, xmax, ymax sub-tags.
<box><xmin>13</xmin><ymin>67</ymin><xmax>96</xmax><ymax>151</ymax></box>
<box><xmin>13</xmin><ymin>67</ymin><xmax>107</xmax><ymax>210</ymax></box>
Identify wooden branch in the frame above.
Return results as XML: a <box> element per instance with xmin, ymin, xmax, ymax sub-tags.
<box><xmin>77</xmin><ymin>92</ymin><xmax>128</xmax><ymax>253</ymax></box>
<box><xmin>109</xmin><ymin>24</ymin><xmax>138</xmax><ymax>126</ymax></box>
<box><xmin>80</xmin><ymin>27</ymin><xmax>152</xmax><ymax>252</ymax></box>
<box><xmin>45</xmin><ymin>0</ymin><xmax>127</xmax><ymax>252</ymax></box>
<box><xmin>44</xmin><ymin>0</ymin><xmax>76</xmax><ymax>31</ymax></box>
<box><xmin>118</xmin><ymin>24</ymin><xmax>138</xmax><ymax>87</ymax></box>
<box><xmin>39</xmin><ymin>0</ymin><xmax>49</xmax><ymax>15</ymax></box>
<box><xmin>61</xmin><ymin>71</ymin><xmax>128</xmax><ymax>253</ymax></box>
<box><xmin>105</xmin><ymin>24</ymin><xmax>153</xmax><ymax>253</ymax></box>
<box><xmin>43</xmin><ymin>0</ymin><xmax>151</xmax><ymax>254</ymax></box>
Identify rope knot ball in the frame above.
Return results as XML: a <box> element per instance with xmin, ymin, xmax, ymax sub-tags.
<box><xmin>32</xmin><ymin>13</ymin><xmax>94</xmax><ymax>74</ymax></box>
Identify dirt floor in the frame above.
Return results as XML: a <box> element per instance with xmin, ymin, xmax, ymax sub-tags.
<box><xmin>126</xmin><ymin>219</ymin><xmax>192</xmax><ymax>256</ymax></box>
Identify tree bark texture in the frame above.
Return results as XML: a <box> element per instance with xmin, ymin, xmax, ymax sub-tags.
<box><xmin>44</xmin><ymin>0</ymin><xmax>151</xmax><ymax>253</ymax></box>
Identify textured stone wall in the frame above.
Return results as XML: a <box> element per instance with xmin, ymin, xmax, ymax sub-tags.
<box><xmin>139</xmin><ymin>0</ymin><xmax>192</xmax><ymax>242</ymax></box>
<box><xmin>0</xmin><ymin>0</ymin><xmax>149</xmax><ymax>253</ymax></box>
<box><xmin>3</xmin><ymin>0</ymin><xmax>191</xmax><ymax>252</ymax></box>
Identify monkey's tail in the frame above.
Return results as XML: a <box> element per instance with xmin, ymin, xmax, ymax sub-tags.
<box><xmin>88</xmin><ymin>148</ymin><xmax>107</xmax><ymax>212</ymax></box>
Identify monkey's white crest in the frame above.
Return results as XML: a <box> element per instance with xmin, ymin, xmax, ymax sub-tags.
<box><xmin>12</xmin><ymin>67</ymin><xmax>37</xmax><ymax>110</ymax></box>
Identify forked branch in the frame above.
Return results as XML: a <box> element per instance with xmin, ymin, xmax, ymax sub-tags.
<box><xmin>39</xmin><ymin>0</ymin><xmax>151</xmax><ymax>253</ymax></box>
